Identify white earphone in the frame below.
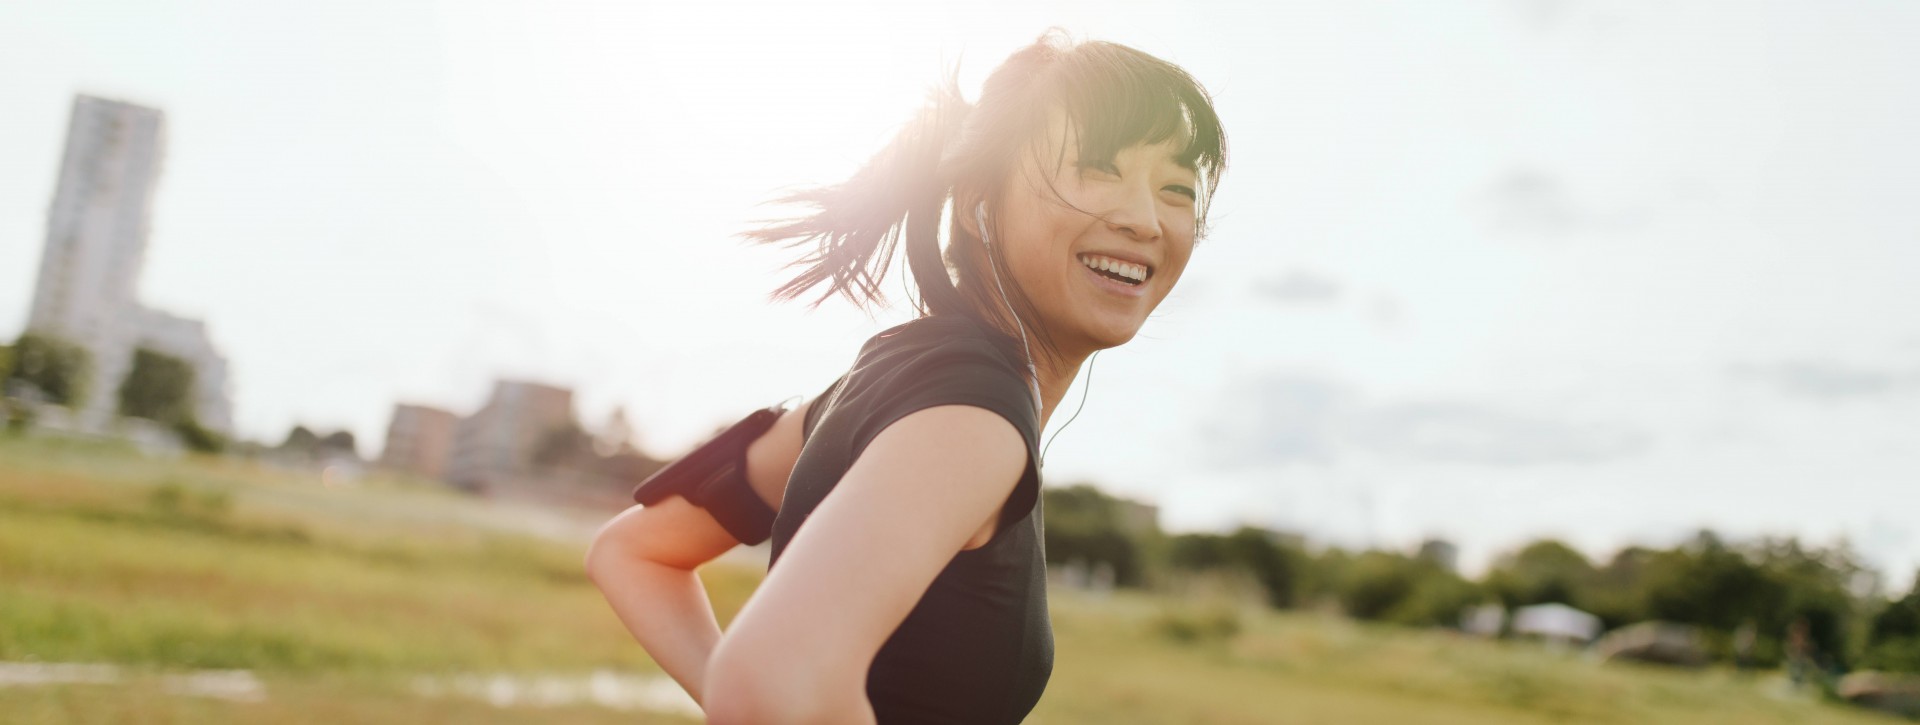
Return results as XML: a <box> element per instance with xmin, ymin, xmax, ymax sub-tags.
<box><xmin>974</xmin><ymin>200</ymin><xmax>1099</xmax><ymax>467</ymax></box>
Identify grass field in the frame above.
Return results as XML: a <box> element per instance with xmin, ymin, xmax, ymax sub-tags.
<box><xmin>0</xmin><ymin>435</ymin><xmax>1894</xmax><ymax>723</ymax></box>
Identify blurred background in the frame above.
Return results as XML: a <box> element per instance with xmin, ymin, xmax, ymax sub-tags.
<box><xmin>3</xmin><ymin>1</ymin><xmax>1917</xmax><ymax>722</ymax></box>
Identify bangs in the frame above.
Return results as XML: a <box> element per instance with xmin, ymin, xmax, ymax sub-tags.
<box><xmin>1046</xmin><ymin>42</ymin><xmax>1227</xmax><ymax>194</ymax></box>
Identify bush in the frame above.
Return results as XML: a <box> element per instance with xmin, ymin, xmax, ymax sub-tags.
<box><xmin>1166</xmin><ymin>527</ymin><xmax>1303</xmax><ymax>609</ymax></box>
<box><xmin>1865</xmin><ymin>579</ymin><xmax>1920</xmax><ymax>673</ymax></box>
<box><xmin>147</xmin><ymin>480</ymin><xmax>234</xmax><ymax>518</ymax></box>
<box><xmin>1861</xmin><ymin>638</ymin><xmax>1920</xmax><ymax>673</ymax></box>
<box><xmin>1340</xmin><ymin>552</ymin><xmax>1419</xmax><ymax>621</ymax></box>
<box><xmin>4</xmin><ymin>399</ymin><xmax>33</xmax><ymax>435</ymax></box>
<box><xmin>174</xmin><ymin>416</ymin><xmax>227</xmax><ymax>454</ymax></box>
<box><xmin>6</xmin><ymin>332</ymin><xmax>92</xmax><ymax>408</ymax></box>
<box><xmin>117</xmin><ymin>348</ymin><xmax>196</xmax><ymax>423</ymax></box>
<box><xmin>1391</xmin><ymin>568</ymin><xmax>1484</xmax><ymax>628</ymax></box>
<box><xmin>1148</xmin><ymin>602</ymin><xmax>1243</xmax><ymax>646</ymax></box>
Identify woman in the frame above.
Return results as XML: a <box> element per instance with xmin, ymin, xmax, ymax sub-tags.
<box><xmin>585</xmin><ymin>29</ymin><xmax>1227</xmax><ymax>724</ymax></box>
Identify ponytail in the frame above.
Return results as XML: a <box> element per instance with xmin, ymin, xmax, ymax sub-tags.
<box><xmin>740</xmin><ymin>68</ymin><xmax>970</xmax><ymax>316</ymax></box>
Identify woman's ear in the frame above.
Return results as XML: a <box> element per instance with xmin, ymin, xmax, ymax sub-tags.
<box><xmin>958</xmin><ymin>194</ymin><xmax>989</xmax><ymax>241</ymax></box>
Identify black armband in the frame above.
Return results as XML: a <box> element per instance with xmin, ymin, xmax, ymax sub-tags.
<box><xmin>631</xmin><ymin>405</ymin><xmax>783</xmax><ymax>545</ymax></box>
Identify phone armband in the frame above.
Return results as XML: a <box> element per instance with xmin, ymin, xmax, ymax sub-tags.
<box><xmin>631</xmin><ymin>405</ymin><xmax>782</xmax><ymax>545</ymax></box>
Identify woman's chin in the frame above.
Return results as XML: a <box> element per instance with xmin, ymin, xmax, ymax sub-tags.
<box><xmin>1079</xmin><ymin>318</ymin><xmax>1144</xmax><ymax>351</ymax></box>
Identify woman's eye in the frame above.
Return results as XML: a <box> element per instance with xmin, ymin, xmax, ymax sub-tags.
<box><xmin>1077</xmin><ymin>160</ymin><xmax>1122</xmax><ymax>177</ymax></box>
<box><xmin>1164</xmin><ymin>185</ymin><xmax>1197</xmax><ymax>201</ymax></box>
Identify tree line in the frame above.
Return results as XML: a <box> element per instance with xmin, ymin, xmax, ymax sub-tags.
<box><xmin>1042</xmin><ymin>482</ymin><xmax>1920</xmax><ymax>674</ymax></box>
<box><xmin>1</xmin><ymin>331</ymin><xmax>225</xmax><ymax>452</ymax></box>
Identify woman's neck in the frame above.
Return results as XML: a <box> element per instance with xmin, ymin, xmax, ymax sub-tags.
<box><xmin>1032</xmin><ymin>350</ymin><xmax>1089</xmax><ymax>430</ymax></box>
<box><xmin>955</xmin><ymin>290</ymin><xmax>1094</xmax><ymax>428</ymax></box>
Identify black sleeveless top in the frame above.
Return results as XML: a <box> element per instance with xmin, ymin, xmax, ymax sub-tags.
<box><xmin>771</xmin><ymin>312</ymin><xmax>1053</xmax><ymax>725</ymax></box>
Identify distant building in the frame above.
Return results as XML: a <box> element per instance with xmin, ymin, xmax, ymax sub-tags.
<box><xmin>24</xmin><ymin>94</ymin><xmax>233</xmax><ymax>435</ymax></box>
<box><xmin>1418</xmin><ymin>538</ymin><xmax>1460</xmax><ymax>574</ymax></box>
<box><xmin>446</xmin><ymin>380</ymin><xmax>577</xmax><ymax>490</ymax></box>
<box><xmin>1113</xmin><ymin>498</ymin><xmax>1161</xmax><ymax>537</ymax></box>
<box><xmin>379</xmin><ymin>403</ymin><xmax>459</xmax><ymax>480</ymax></box>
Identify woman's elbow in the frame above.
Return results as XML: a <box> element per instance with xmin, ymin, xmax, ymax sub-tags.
<box><xmin>582</xmin><ymin>527</ymin><xmax>635</xmax><ymax>585</ymax></box>
<box><xmin>702</xmin><ymin>673</ymin><xmax>781</xmax><ymax>724</ymax></box>
<box><xmin>704</xmin><ymin>649</ymin><xmax>867</xmax><ymax>725</ymax></box>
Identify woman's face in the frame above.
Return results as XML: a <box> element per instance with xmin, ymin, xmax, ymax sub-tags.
<box><xmin>986</xmin><ymin>117</ymin><xmax>1200</xmax><ymax>357</ymax></box>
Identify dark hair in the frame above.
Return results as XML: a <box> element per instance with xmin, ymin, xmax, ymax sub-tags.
<box><xmin>740</xmin><ymin>29</ymin><xmax>1228</xmax><ymax>369</ymax></box>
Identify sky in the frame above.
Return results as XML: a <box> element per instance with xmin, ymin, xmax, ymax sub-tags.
<box><xmin>2</xmin><ymin>0</ymin><xmax>1916</xmax><ymax>581</ymax></box>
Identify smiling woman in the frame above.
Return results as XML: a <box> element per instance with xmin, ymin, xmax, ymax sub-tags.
<box><xmin>586</xmin><ymin>28</ymin><xmax>1226</xmax><ymax>725</ymax></box>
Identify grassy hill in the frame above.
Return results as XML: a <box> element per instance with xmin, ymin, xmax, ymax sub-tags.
<box><xmin>0</xmin><ymin>436</ymin><xmax>1892</xmax><ymax>723</ymax></box>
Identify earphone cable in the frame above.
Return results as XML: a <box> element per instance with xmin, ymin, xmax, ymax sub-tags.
<box><xmin>1039</xmin><ymin>349</ymin><xmax>1096</xmax><ymax>466</ymax></box>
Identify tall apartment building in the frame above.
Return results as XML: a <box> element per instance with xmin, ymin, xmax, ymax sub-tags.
<box><xmin>25</xmin><ymin>94</ymin><xmax>233</xmax><ymax>434</ymax></box>
<box><xmin>380</xmin><ymin>403</ymin><xmax>459</xmax><ymax>480</ymax></box>
<box><xmin>445</xmin><ymin>380</ymin><xmax>577</xmax><ymax>490</ymax></box>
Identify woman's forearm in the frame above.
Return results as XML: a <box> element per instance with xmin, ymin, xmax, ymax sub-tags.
<box><xmin>587</xmin><ymin>553</ymin><xmax>723</xmax><ymax>706</ymax></box>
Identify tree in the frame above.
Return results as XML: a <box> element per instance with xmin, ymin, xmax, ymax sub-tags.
<box><xmin>320</xmin><ymin>430</ymin><xmax>358</xmax><ymax>458</ymax></box>
<box><xmin>1641</xmin><ymin>534</ymin><xmax>1781</xmax><ymax>633</ymax></box>
<box><xmin>5</xmin><ymin>332</ymin><xmax>92</xmax><ymax>408</ymax></box>
<box><xmin>1393</xmin><ymin>565</ymin><xmax>1484</xmax><ymax>627</ymax></box>
<box><xmin>1042</xmin><ymin>483</ymin><xmax>1149</xmax><ymax>588</ymax></box>
<box><xmin>1609</xmin><ymin>532</ymin><xmax>1864</xmax><ymax>667</ymax></box>
<box><xmin>595</xmin><ymin>406</ymin><xmax>638</xmax><ymax>457</ymax></box>
<box><xmin>173</xmin><ymin>417</ymin><xmax>227</xmax><ymax>454</ymax></box>
<box><xmin>1872</xmin><ymin>575</ymin><xmax>1920</xmax><ymax>642</ymax></box>
<box><xmin>1585</xmin><ymin>546</ymin><xmax>1659</xmax><ymax>628</ymax></box>
<box><xmin>1338</xmin><ymin>551</ymin><xmax>1420</xmax><ymax>621</ymax></box>
<box><xmin>117</xmin><ymin>347</ymin><xmax>196</xmax><ymax>423</ymax></box>
<box><xmin>1864</xmin><ymin>574</ymin><xmax>1920</xmax><ymax>672</ymax></box>
<box><xmin>533</xmin><ymin>422</ymin><xmax>594</xmax><ymax>469</ymax></box>
<box><xmin>283</xmin><ymin>425</ymin><xmax>320</xmax><ymax>450</ymax></box>
<box><xmin>1484</xmin><ymin>539</ymin><xmax>1596</xmax><ymax>608</ymax></box>
<box><xmin>1223</xmin><ymin>527</ymin><xmax>1303</xmax><ymax>609</ymax></box>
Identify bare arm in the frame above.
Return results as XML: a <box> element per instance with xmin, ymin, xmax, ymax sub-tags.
<box><xmin>582</xmin><ymin>397</ymin><xmax>814</xmax><ymax>707</ymax></box>
<box><xmin>701</xmin><ymin>404</ymin><xmax>1029</xmax><ymax>725</ymax></box>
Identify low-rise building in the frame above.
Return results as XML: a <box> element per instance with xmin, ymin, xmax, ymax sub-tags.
<box><xmin>379</xmin><ymin>403</ymin><xmax>459</xmax><ymax>480</ymax></box>
<box><xmin>445</xmin><ymin>380</ymin><xmax>577</xmax><ymax>491</ymax></box>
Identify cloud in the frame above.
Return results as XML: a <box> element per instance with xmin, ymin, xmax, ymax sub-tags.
<box><xmin>1253</xmin><ymin>269</ymin><xmax>1343</xmax><ymax>304</ymax></box>
<box><xmin>1727</xmin><ymin>360</ymin><xmax>1920</xmax><ymax>400</ymax></box>
<box><xmin>1349</xmin><ymin>401</ymin><xmax>1651</xmax><ymax>466</ymax></box>
<box><xmin>1510</xmin><ymin>0</ymin><xmax>1576</xmax><ymax>31</ymax></box>
<box><xmin>1202</xmin><ymin>371</ymin><xmax>1652</xmax><ymax>468</ymax></box>
<box><xmin>1478</xmin><ymin>167</ymin><xmax>1650</xmax><ymax>236</ymax></box>
<box><xmin>1367</xmin><ymin>293</ymin><xmax>1405</xmax><ymax>330</ymax></box>
<box><xmin>1200</xmin><ymin>373</ymin><xmax>1357</xmax><ymax>467</ymax></box>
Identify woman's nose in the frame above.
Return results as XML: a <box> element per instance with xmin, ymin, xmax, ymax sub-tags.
<box><xmin>1104</xmin><ymin>180</ymin><xmax>1161</xmax><ymax>242</ymax></box>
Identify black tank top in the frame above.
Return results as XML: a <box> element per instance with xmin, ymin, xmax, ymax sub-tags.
<box><xmin>773</xmin><ymin>312</ymin><xmax>1053</xmax><ymax>724</ymax></box>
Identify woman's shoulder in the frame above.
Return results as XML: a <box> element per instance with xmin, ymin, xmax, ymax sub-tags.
<box><xmin>857</xmin><ymin>313</ymin><xmax>1026</xmax><ymax>373</ymax></box>
<box><xmin>840</xmin><ymin>313</ymin><xmax>1039</xmax><ymax>444</ymax></box>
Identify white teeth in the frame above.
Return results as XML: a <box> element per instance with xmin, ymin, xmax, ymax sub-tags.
<box><xmin>1079</xmin><ymin>254</ymin><xmax>1148</xmax><ymax>284</ymax></box>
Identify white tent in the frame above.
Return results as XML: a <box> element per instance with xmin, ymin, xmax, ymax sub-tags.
<box><xmin>1512</xmin><ymin>602</ymin><xmax>1602</xmax><ymax>644</ymax></box>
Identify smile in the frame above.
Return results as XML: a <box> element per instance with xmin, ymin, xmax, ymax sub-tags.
<box><xmin>1077</xmin><ymin>253</ymin><xmax>1151</xmax><ymax>297</ymax></box>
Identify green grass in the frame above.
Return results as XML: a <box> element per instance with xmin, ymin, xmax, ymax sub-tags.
<box><xmin>0</xmin><ymin>434</ymin><xmax>1895</xmax><ymax>723</ymax></box>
